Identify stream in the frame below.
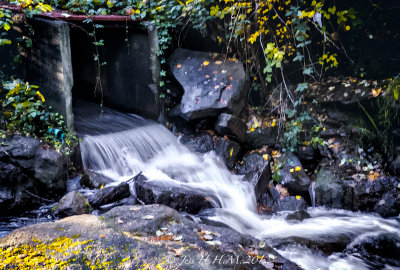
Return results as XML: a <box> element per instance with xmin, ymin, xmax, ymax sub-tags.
<box><xmin>2</xmin><ymin>101</ymin><xmax>399</xmax><ymax>269</ymax></box>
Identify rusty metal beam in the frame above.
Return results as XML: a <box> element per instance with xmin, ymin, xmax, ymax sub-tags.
<box><xmin>0</xmin><ymin>3</ymin><xmax>141</xmax><ymax>22</ymax></box>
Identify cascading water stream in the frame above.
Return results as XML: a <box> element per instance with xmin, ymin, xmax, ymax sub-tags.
<box><xmin>74</xmin><ymin>102</ymin><xmax>400</xmax><ymax>270</ymax></box>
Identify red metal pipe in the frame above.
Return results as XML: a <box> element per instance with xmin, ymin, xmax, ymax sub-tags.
<box><xmin>0</xmin><ymin>3</ymin><xmax>141</xmax><ymax>22</ymax></box>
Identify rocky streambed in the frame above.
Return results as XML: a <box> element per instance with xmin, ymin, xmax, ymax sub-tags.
<box><xmin>1</xmin><ymin>48</ymin><xmax>400</xmax><ymax>269</ymax></box>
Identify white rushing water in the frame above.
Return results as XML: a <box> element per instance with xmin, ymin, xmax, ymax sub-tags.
<box><xmin>75</xmin><ymin>102</ymin><xmax>400</xmax><ymax>270</ymax></box>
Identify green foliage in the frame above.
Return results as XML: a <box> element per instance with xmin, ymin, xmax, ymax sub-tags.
<box><xmin>1</xmin><ymin>80</ymin><xmax>77</xmax><ymax>152</ymax></box>
<box><xmin>0</xmin><ymin>8</ymin><xmax>13</xmax><ymax>45</ymax></box>
<box><xmin>282</xmin><ymin>111</ymin><xmax>326</xmax><ymax>152</ymax></box>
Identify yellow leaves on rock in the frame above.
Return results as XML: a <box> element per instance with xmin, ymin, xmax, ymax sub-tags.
<box><xmin>295</xmin><ymin>195</ymin><xmax>302</xmax><ymax>200</ymax></box>
<box><xmin>290</xmin><ymin>166</ymin><xmax>302</xmax><ymax>173</ymax></box>
<box><xmin>203</xmin><ymin>61</ymin><xmax>210</xmax><ymax>66</ymax></box>
<box><xmin>262</xmin><ymin>154</ymin><xmax>269</xmax><ymax>161</ymax></box>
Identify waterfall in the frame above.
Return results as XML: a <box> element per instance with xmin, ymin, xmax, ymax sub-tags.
<box><xmin>309</xmin><ymin>181</ymin><xmax>316</xmax><ymax>208</ymax></box>
<box><xmin>74</xmin><ymin>101</ymin><xmax>400</xmax><ymax>270</ymax></box>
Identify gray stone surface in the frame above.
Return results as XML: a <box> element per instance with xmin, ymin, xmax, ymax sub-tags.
<box><xmin>0</xmin><ymin>135</ymin><xmax>67</xmax><ymax>216</ymax></box>
<box><xmin>54</xmin><ymin>191</ymin><xmax>91</xmax><ymax>217</ymax></box>
<box><xmin>214</xmin><ymin>137</ymin><xmax>241</xmax><ymax>168</ymax></box>
<box><xmin>215</xmin><ymin>113</ymin><xmax>247</xmax><ymax>143</ymax></box>
<box><xmin>279</xmin><ymin>152</ymin><xmax>311</xmax><ymax>195</ymax></box>
<box><xmin>135</xmin><ymin>177</ymin><xmax>215</xmax><ymax>214</ymax></box>
<box><xmin>238</xmin><ymin>153</ymin><xmax>271</xmax><ymax>202</ymax></box>
<box><xmin>246</xmin><ymin>126</ymin><xmax>278</xmax><ymax>149</ymax></box>
<box><xmin>28</xmin><ymin>18</ymin><xmax>74</xmax><ymax>129</ymax></box>
<box><xmin>0</xmin><ymin>205</ymin><xmax>301</xmax><ymax>270</ymax></box>
<box><xmin>169</xmin><ymin>48</ymin><xmax>249</xmax><ymax>121</ymax></box>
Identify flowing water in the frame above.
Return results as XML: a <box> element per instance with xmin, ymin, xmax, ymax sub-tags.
<box><xmin>60</xmin><ymin>102</ymin><xmax>400</xmax><ymax>269</ymax></box>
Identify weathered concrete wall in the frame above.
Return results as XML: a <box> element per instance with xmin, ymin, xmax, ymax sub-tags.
<box><xmin>70</xmin><ymin>22</ymin><xmax>160</xmax><ymax>120</ymax></box>
<box><xmin>27</xmin><ymin>18</ymin><xmax>74</xmax><ymax>129</ymax></box>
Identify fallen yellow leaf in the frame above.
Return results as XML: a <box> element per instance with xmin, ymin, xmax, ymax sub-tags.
<box><xmin>295</xmin><ymin>166</ymin><xmax>301</xmax><ymax>171</ymax></box>
<box><xmin>296</xmin><ymin>195</ymin><xmax>301</xmax><ymax>200</ymax></box>
<box><xmin>372</xmin><ymin>87</ymin><xmax>382</xmax><ymax>97</ymax></box>
<box><xmin>203</xmin><ymin>61</ymin><xmax>210</xmax><ymax>66</ymax></box>
<box><xmin>263</xmin><ymin>154</ymin><xmax>269</xmax><ymax>161</ymax></box>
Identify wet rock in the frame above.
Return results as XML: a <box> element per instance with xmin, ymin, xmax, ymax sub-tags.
<box><xmin>54</xmin><ymin>191</ymin><xmax>91</xmax><ymax>217</ymax></box>
<box><xmin>260</xmin><ymin>186</ymin><xmax>281</xmax><ymax>208</ymax></box>
<box><xmin>351</xmin><ymin>177</ymin><xmax>400</xmax><ymax>217</ymax></box>
<box><xmin>345</xmin><ymin>233</ymin><xmax>400</xmax><ymax>268</ymax></box>
<box><xmin>179</xmin><ymin>133</ymin><xmax>214</xmax><ymax>153</ymax></box>
<box><xmin>103</xmin><ymin>204</ymin><xmax>187</xmax><ymax>235</ymax></box>
<box><xmin>215</xmin><ymin>113</ymin><xmax>247</xmax><ymax>143</ymax></box>
<box><xmin>279</xmin><ymin>152</ymin><xmax>311</xmax><ymax>195</ymax></box>
<box><xmin>88</xmin><ymin>182</ymin><xmax>131</xmax><ymax>208</ymax></box>
<box><xmin>373</xmin><ymin>192</ymin><xmax>400</xmax><ymax>218</ymax></box>
<box><xmin>0</xmin><ymin>205</ymin><xmax>301</xmax><ymax>269</ymax></box>
<box><xmin>0</xmin><ymin>135</ymin><xmax>68</xmax><ymax>216</ymax></box>
<box><xmin>2</xmin><ymin>135</ymin><xmax>40</xmax><ymax>159</ymax></box>
<box><xmin>214</xmin><ymin>137</ymin><xmax>241</xmax><ymax>168</ymax></box>
<box><xmin>135</xmin><ymin>178</ymin><xmax>215</xmax><ymax>214</ymax></box>
<box><xmin>314</xmin><ymin>169</ymin><xmax>400</xmax><ymax>217</ymax></box>
<box><xmin>169</xmin><ymin>48</ymin><xmax>249</xmax><ymax>121</ymax></box>
<box><xmin>286</xmin><ymin>210</ymin><xmax>311</xmax><ymax>221</ymax></box>
<box><xmin>314</xmin><ymin>169</ymin><xmax>345</xmax><ymax>209</ymax></box>
<box><xmin>34</xmin><ymin>147</ymin><xmax>66</xmax><ymax>192</ymax></box>
<box><xmin>297</xmin><ymin>146</ymin><xmax>315</xmax><ymax>161</ymax></box>
<box><xmin>80</xmin><ymin>172</ymin><xmax>114</xmax><ymax>189</ymax></box>
<box><xmin>240</xmin><ymin>153</ymin><xmax>271</xmax><ymax>201</ymax></box>
<box><xmin>390</xmin><ymin>154</ymin><xmax>400</xmax><ymax>176</ymax></box>
<box><xmin>237</xmin><ymin>153</ymin><xmax>268</xmax><ymax>175</ymax></box>
<box><xmin>97</xmin><ymin>197</ymin><xmax>136</xmax><ymax>212</ymax></box>
<box><xmin>271</xmin><ymin>196</ymin><xmax>308</xmax><ymax>212</ymax></box>
<box><xmin>260</xmin><ymin>187</ymin><xmax>308</xmax><ymax>212</ymax></box>
<box><xmin>245</xmin><ymin>126</ymin><xmax>278</xmax><ymax>149</ymax></box>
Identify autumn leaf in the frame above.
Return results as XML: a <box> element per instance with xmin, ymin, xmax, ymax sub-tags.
<box><xmin>371</xmin><ymin>88</ymin><xmax>382</xmax><ymax>97</ymax></box>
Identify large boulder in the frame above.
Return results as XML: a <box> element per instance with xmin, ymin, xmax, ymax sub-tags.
<box><xmin>314</xmin><ymin>168</ymin><xmax>400</xmax><ymax>217</ymax></box>
<box><xmin>135</xmin><ymin>176</ymin><xmax>215</xmax><ymax>214</ymax></box>
<box><xmin>34</xmin><ymin>147</ymin><xmax>66</xmax><ymax>192</ymax></box>
<box><xmin>0</xmin><ymin>135</ymin><xmax>67</xmax><ymax>216</ymax></box>
<box><xmin>215</xmin><ymin>113</ymin><xmax>247</xmax><ymax>143</ymax></box>
<box><xmin>169</xmin><ymin>48</ymin><xmax>249</xmax><ymax>121</ymax></box>
<box><xmin>0</xmin><ymin>205</ymin><xmax>300</xmax><ymax>269</ymax></box>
